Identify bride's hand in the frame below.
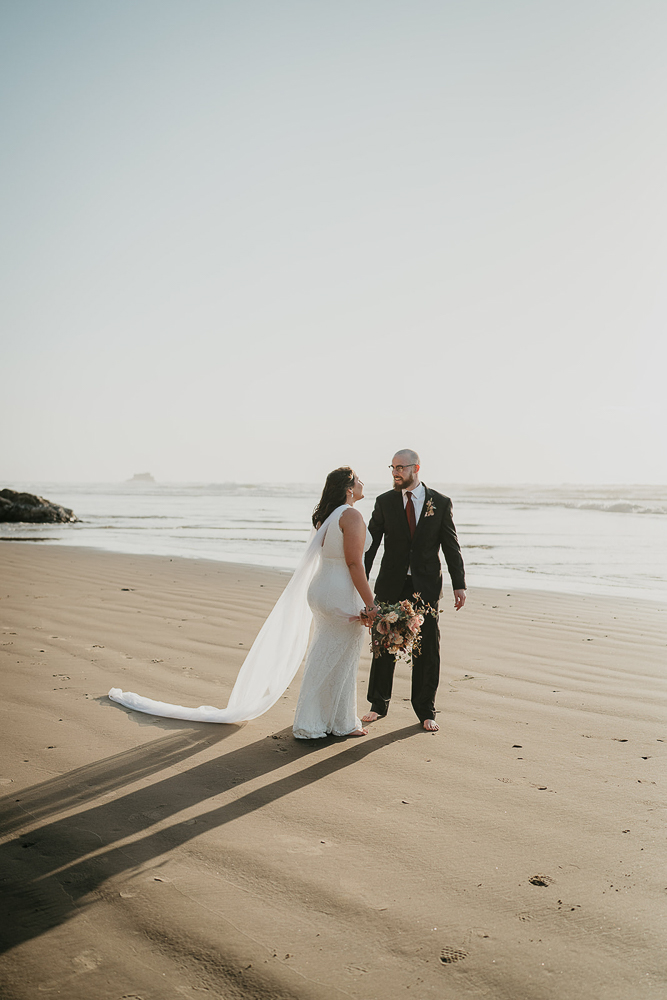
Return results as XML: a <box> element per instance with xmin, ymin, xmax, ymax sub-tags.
<box><xmin>360</xmin><ymin>604</ymin><xmax>379</xmax><ymax>625</ymax></box>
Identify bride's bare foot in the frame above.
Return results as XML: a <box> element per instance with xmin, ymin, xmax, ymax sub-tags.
<box><xmin>349</xmin><ymin>728</ymin><xmax>369</xmax><ymax>737</ymax></box>
<box><xmin>423</xmin><ymin>719</ymin><xmax>439</xmax><ymax>732</ymax></box>
<box><xmin>361</xmin><ymin>711</ymin><xmax>380</xmax><ymax>723</ymax></box>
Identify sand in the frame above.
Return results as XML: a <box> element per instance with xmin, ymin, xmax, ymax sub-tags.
<box><xmin>0</xmin><ymin>540</ymin><xmax>665</xmax><ymax>1000</ymax></box>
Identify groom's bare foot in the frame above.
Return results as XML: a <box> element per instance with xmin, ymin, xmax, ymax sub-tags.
<box><xmin>361</xmin><ymin>711</ymin><xmax>380</xmax><ymax>724</ymax></box>
<box><xmin>350</xmin><ymin>728</ymin><xmax>369</xmax><ymax>737</ymax></box>
<box><xmin>423</xmin><ymin>719</ymin><xmax>439</xmax><ymax>732</ymax></box>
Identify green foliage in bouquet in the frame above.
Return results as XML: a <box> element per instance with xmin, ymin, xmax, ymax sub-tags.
<box><xmin>369</xmin><ymin>594</ymin><xmax>438</xmax><ymax>660</ymax></box>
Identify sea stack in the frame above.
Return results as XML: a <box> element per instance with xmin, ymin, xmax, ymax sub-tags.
<box><xmin>127</xmin><ymin>472</ymin><xmax>156</xmax><ymax>483</ymax></box>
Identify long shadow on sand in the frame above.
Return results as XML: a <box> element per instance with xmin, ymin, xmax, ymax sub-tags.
<box><xmin>0</xmin><ymin>722</ymin><xmax>418</xmax><ymax>954</ymax></box>
<box><xmin>0</xmin><ymin>723</ymin><xmax>236</xmax><ymax>837</ymax></box>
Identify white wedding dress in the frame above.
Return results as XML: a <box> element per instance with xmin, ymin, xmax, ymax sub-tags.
<box><xmin>293</xmin><ymin>504</ymin><xmax>371</xmax><ymax>739</ymax></box>
<box><xmin>108</xmin><ymin>503</ymin><xmax>370</xmax><ymax>729</ymax></box>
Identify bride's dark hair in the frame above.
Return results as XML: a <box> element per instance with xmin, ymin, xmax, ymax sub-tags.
<box><xmin>312</xmin><ymin>467</ymin><xmax>355</xmax><ymax>528</ymax></box>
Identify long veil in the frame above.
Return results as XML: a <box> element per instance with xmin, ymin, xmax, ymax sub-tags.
<box><xmin>108</xmin><ymin>505</ymin><xmax>347</xmax><ymax>723</ymax></box>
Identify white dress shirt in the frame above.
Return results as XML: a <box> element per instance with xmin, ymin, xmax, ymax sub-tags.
<box><xmin>402</xmin><ymin>481</ymin><xmax>425</xmax><ymax>521</ymax></box>
<box><xmin>402</xmin><ymin>482</ymin><xmax>425</xmax><ymax>576</ymax></box>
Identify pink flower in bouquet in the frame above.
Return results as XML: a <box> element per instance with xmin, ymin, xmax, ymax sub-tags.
<box><xmin>385</xmin><ymin>611</ymin><xmax>399</xmax><ymax>624</ymax></box>
<box><xmin>408</xmin><ymin>614</ymin><xmax>424</xmax><ymax>634</ymax></box>
<box><xmin>377</xmin><ymin>619</ymin><xmax>391</xmax><ymax>635</ymax></box>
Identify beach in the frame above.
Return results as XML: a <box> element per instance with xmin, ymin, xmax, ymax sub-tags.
<box><xmin>1</xmin><ymin>541</ymin><xmax>665</xmax><ymax>999</ymax></box>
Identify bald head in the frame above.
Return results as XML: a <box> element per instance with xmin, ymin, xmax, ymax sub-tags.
<box><xmin>393</xmin><ymin>448</ymin><xmax>420</xmax><ymax>466</ymax></box>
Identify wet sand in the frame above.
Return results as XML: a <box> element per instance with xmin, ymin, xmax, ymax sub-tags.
<box><xmin>0</xmin><ymin>541</ymin><xmax>665</xmax><ymax>999</ymax></box>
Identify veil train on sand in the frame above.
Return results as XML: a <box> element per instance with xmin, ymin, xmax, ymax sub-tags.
<box><xmin>108</xmin><ymin>505</ymin><xmax>347</xmax><ymax>724</ymax></box>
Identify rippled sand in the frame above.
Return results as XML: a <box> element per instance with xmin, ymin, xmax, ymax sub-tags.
<box><xmin>1</xmin><ymin>542</ymin><xmax>665</xmax><ymax>999</ymax></box>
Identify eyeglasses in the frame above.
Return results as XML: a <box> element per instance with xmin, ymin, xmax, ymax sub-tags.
<box><xmin>389</xmin><ymin>464</ymin><xmax>415</xmax><ymax>473</ymax></box>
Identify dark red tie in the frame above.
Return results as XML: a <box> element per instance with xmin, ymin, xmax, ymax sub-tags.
<box><xmin>405</xmin><ymin>491</ymin><xmax>416</xmax><ymax>537</ymax></box>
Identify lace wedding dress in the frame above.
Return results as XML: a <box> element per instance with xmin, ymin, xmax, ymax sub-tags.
<box><xmin>293</xmin><ymin>504</ymin><xmax>371</xmax><ymax>739</ymax></box>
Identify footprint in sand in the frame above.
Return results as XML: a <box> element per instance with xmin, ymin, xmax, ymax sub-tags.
<box><xmin>71</xmin><ymin>951</ymin><xmax>102</xmax><ymax>972</ymax></box>
<box><xmin>528</xmin><ymin>874</ymin><xmax>554</xmax><ymax>887</ymax></box>
<box><xmin>440</xmin><ymin>947</ymin><xmax>468</xmax><ymax>964</ymax></box>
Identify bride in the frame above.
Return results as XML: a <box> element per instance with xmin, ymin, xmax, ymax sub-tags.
<box><xmin>108</xmin><ymin>467</ymin><xmax>378</xmax><ymax>736</ymax></box>
<box><xmin>293</xmin><ymin>467</ymin><xmax>378</xmax><ymax>739</ymax></box>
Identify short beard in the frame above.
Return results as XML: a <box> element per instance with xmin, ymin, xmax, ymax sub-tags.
<box><xmin>393</xmin><ymin>473</ymin><xmax>417</xmax><ymax>492</ymax></box>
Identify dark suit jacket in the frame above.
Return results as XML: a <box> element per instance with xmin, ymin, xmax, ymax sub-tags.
<box><xmin>364</xmin><ymin>486</ymin><xmax>466</xmax><ymax>606</ymax></box>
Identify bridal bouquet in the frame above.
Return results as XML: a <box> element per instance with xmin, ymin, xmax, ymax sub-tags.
<box><xmin>368</xmin><ymin>595</ymin><xmax>438</xmax><ymax>661</ymax></box>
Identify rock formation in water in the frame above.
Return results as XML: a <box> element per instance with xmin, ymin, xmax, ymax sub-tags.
<box><xmin>127</xmin><ymin>472</ymin><xmax>156</xmax><ymax>483</ymax></box>
<box><xmin>0</xmin><ymin>489</ymin><xmax>79</xmax><ymax>523</ymax></box>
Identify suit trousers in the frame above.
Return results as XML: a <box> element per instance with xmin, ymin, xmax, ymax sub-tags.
<box><xmin>367</xmin><ymin>579</ymin><xmax>440</xmax><ymax>722</ymax></box>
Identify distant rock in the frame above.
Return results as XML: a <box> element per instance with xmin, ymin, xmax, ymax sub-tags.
<box><xmin>0</xmin><ymin>489</ymin><xmax>79</xmax><ymax>523</ymax></box>
<box><xmin>127</xmin><ymin>472</ymin><xmax>156</xmax><ymax>483</ymax></box>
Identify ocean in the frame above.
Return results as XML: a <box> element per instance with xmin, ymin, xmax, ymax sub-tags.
<box><xmin>3</xmin><ymin>482</ymin><xmax>667</xmax><ymax>603</ymax></box>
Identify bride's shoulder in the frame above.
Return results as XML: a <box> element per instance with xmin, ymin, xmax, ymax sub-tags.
<box><xmin>339</xmin><ymin>505</ymin><xmax>364</xmax><ymax>526</ymax></box>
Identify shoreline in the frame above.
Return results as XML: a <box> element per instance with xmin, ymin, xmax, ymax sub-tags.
<box><xmin>1</xmin><ymin>536</ymin><xmax>666</xmax><ymax>607</ymax></box>
<box><xmin>1</xmin><ymin>542</ymin><xmax>665</xmax><ymax>998</ymax></box>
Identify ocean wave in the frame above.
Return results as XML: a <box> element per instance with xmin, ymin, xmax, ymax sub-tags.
<box><xmin>566</xmin><ymin>501</ymin><xmax>667</xmax><ymax>515</ymax></box>
<box><xmin>174</xmin><ymin>524</ymin><xmax>307</xmax><ymax>532</ymax></box>
<box><xmin>164</xmin><ymin>534</ymin><xmax>306</xmax><ymax>545</ymax></box>
<box><xmin>458</xmin><ymin>495</ymin><xmax>667</xmax><ymax>516</ymax></box>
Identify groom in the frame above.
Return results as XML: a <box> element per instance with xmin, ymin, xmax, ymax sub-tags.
<box><xmin>363</xmin><ymin>450</ymin><xmax>466</xmax><ymax>732</ymax></box>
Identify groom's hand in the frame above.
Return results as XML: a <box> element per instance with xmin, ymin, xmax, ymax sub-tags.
<box><xmin>453</xmin><ymin>590</ymin><xmax>466</xmax><ymax>611</ymax></box>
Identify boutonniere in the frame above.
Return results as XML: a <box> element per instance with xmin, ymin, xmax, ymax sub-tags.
<box><xmin>425</xmin><ymin>499</ymin><xmax>436</xmax><ymax>517</ymax></box>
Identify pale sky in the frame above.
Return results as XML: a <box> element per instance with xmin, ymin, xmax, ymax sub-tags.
<box><xmin>2</xmin><ymin>0</ymin><xmax>666</xmax><ymax>485</ymax></box>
